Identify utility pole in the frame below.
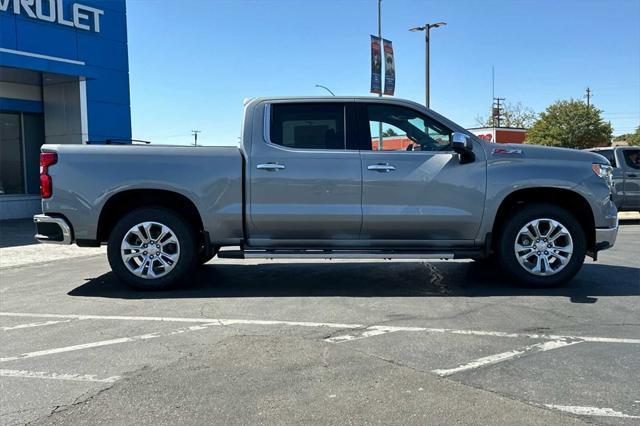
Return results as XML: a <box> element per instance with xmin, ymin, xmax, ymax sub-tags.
<box><xmin>191</xmin><ymin>130</ymin><xmax>201</xmax><ymax>147</ymax></box>
<box><xmin>585</xmin><ymin>87</ymin><xmax>592</xmax><ymax>107</ymax></box>
<box><xmin>377</xmin><ymin>0</ymin><xmax>383</xmax><ymax>150</ymax></box>
<box><xmin>493</xmin><ymin>97</ymin><xmax>505</xmax><ymax>128</ymax></box>
<box><xmin>492</xmin><ymin>66</ymin><xmax>496</xmax><ymax>106</ymax></box>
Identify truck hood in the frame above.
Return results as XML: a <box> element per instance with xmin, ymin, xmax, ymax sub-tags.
<box><xmin>485</xmin><ymin>143</ymin><xmax>610</xmax><ymax>165</ymax></box>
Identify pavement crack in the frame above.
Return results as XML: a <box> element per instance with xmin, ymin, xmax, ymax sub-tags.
<box><xmin>25</xmin><ymin>365</ymin><xmax>152</xmax><ymax>425</ymax></box>
<box><xmin>337</xmin><ymin>343</ymin><xmax>432</xmax><ymax>376</ymax></box>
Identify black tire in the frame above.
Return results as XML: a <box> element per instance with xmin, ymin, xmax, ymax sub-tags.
<box><xmin>472</xmin><ymin>256</ymin><xmax>495</xmax><ymax>266</ymax></box>
<box><xmin>496</xmin><ymin>203</ymin><xmax>586</xmax><ymax>288</ymax></box>
<box><xmin>107</xmin><ymin>207</ymin><xmax>197</xmax><ymax>290</ymax></box>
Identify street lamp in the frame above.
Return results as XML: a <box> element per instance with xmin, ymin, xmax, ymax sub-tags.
<box><xmin>409</xmin><ymin>21</ymin><xmax>446</xmax><ymax>109</ymax></box>
<box><xmin>315</xmin><ymin>84</ymin><xmax>336</xmax><ymax>96</ymax></box>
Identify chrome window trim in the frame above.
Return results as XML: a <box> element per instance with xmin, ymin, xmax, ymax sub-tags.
<box><xmin>263</xmin><ymin>103</ymin><xmax>271</xmax><ymax>144</ymax></box>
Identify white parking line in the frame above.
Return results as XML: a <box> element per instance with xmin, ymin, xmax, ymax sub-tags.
<box><xmin>432</xmin><ymin>340</ymin><xmax>581</xmax><ymax>377</ymax></box>
<box><xmin>0</xmin><ymin>312</ymin><xmax>362</xmax><ymax>329</ymax></box>
<box><xmin>1</xmin><ymin>320</ymin><xmax>72</xmax><ymax>331</ymax></box>
<box><xmin>544</xmin><ymin>404</ymin><xmax>640</xmax><ymax>419</ymax></box>
<box><xmin>0</xmin><ymin>369</ymin><xmax>120</xmax><ymax>383</ymax></box>
<box><xmin>0</xmin><ymin>323</ymin><xmax>218</xmax><ymax>363</ymax></box>
<box><xmin>1</xmin><ymin>312</ymin><xmax>639</xmax><ymax>345</ymax></box>
<box><xmin>325</xmin><ymin>327</ymin><xmax>396</xmax><ymax>343</ymax></box>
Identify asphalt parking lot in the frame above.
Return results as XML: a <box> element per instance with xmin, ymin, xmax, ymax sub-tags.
<box><xmin>0</xmin><ymin>219</ymin><xmax>638</xmax><ymax>425</ymax></box>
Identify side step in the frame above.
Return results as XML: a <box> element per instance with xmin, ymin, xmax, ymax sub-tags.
<box><xmin>217</xmin><ymin>249</ymin><xmax>456</xmax><ymax>260</ymax></box>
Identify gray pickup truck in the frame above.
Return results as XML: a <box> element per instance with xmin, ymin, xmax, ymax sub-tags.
<box><xmin>586</xmin><ymin>146</ymin><xmax>640</xmax><ymax>212</ymax></box>
<box><xmin>34</xmin><ymin>97</ymin><xmax>618</xmax><ymax>290</ymax></box>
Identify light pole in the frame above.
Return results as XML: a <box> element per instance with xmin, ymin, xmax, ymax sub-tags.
<box><xmin>409</xmin><ymin>21</ymin><xmax>446</xmax><ymax>109</ymax></box>
<box><xmin>315</xmin><ymin>84</ymin><xmax>336</xmax><ymax>96</ymax></box>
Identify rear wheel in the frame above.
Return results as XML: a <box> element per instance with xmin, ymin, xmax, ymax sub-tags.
<box><xmin>107</xmin><ymin>208</ymin><xmax>197</xmax><ymax>290</ymax></box>
<box><xmin>496</xmin><ymin>204</ymin><xmax>586</xmax><ymax>287</ymax></box>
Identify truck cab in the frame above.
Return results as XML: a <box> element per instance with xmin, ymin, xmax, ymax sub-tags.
<box><xmin>588</xmin><ymin>146</ymin><xmax>640</xmax><ymax>212</ymax></box>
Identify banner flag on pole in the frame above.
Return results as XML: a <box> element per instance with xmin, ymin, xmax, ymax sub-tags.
<box><xmin>383</xmin><ymin>39</ymin><xmax>395</xmax><ymax>96</ymax></box>
<box><xmin>370</xmin><ymin>35</ymin><xmax>382</xmax><ymax>94</ymax></box>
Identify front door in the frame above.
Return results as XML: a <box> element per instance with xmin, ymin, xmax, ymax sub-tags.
<box><xmin>620</xmin><ymin>148</ymin><xmax>640</xmax><ymax>210</ymax></box>
<box><xmin>358</xmin><ymin>102</ymin><xmax>486</xmax><ymax>245</ymax></box>
<box><xmin>248</xmin><ymin>102</ymin><xmax>362</xmax><ymax>247</ymax></box>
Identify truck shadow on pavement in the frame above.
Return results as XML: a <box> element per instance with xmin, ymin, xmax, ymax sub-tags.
<box><xmin>69</xmin><ymin>262</ymin><xmax>640</xmax><ymax>302</ymax></box>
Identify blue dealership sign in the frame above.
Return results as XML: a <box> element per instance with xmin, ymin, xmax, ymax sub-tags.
<box><xmin>0</xmin><ymin>0</ymin><xmax>132</xmax><ymax>142</ymax></box>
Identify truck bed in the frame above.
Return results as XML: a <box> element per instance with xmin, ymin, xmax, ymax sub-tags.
<box><xmin>42</xmin><ymin>144</ymin><xmax>244</xmax><ymax>245</ymax></box>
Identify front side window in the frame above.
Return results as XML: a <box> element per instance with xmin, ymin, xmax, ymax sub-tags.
<box><xmin>623</xmin><ymin>149</ymin><xmax>640</xmax><ymax>170</ymax></box>
<box><xmin>365</xmin><ymin>104</ymin><xmax>452</xmax><ymax>152</ymax></box>
<box><xmin>597</xmin><ymin>149</ymin><xmax>617</xmax><ymax>167</ymax></box>
<box><xmin>270</xmin><ymin>103</ymin><xmax>345</xmax><ymax>150</ymax></box>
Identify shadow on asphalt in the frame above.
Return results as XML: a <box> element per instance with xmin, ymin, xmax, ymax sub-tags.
<box><xmin>0</xmin><ymin>219</ymin><xmax>39</xmax><ymax>248</ymax></box>
<box><xmin>69</xmin><ymin>261</ymin><xmax>640</xmax><ymax>302</ymax></box>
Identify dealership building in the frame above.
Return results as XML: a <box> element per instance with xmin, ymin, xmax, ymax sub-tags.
<box><xmin>467</xmin><ymin>127</ymin><xmax>528</xmax><ymax>144</ymax></box>
<box><xmin>0</xmin><ymin>0</ymin><xmax>131</xmax><ymax>219</ymax></box>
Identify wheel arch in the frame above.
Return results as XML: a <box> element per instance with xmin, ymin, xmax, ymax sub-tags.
<box><xmin>97</xmin><ymin>189</ymin><xmax>205</xmax><ymax>244</ymax></box>
<box><xmin>490</xmin><ymin>187</ymin><xmax>596</xmax><ymax>254</ymax></box>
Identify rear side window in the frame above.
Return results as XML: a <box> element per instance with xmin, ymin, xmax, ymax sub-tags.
<box><xmin>596</xmin><ymin>149</ymin><xmax>617</xmax><ymax>167</ymax></box>
<box><xmin>270</xmin><ymin>103</ymin><xmax>345</xmax><ymax>150</ymax></box>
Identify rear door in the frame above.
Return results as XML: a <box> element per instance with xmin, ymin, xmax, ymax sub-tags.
<box><xmin>247</xmin><ymin>101</ymin><xmax>362</xmax><ymax>247</ymax></box>
<box><xmin>619</xmin><ymin>148</ymin><xmax>640</xmax><ymax>210</ymax></box>
<box><xmin>357</xmin><ymin>102</ymin><xmax>486</xmax><ymax>245</ymax></box>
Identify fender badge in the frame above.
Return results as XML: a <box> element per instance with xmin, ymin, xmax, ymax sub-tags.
<box><xmin>492</xmin><ymin>148</ymin><xmax>523</xmax><ymax>155</ymax></box>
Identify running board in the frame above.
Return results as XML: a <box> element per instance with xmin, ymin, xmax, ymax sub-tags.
<box><xmin>217</xmin><ymin>249</ymin><xmax>456</xmax><ymax>260</ymax></box>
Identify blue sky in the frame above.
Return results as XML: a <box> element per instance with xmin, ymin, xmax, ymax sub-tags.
<box><xmin>126</xmin><ymin>0</ymin><xmax>640</xmax><ymax>146</ymax></box>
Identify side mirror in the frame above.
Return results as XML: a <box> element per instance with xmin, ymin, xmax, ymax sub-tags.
<box><xmin>451</xmin><ymin>132</ymin><xmax>475</xmax><ymax>164</ymax></box>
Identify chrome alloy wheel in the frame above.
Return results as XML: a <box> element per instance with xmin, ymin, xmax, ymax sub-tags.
<box><xmin>120</xmin><ymin>221</ymin><xmax>180</xmax><ymax>279</ymax></box>
<box><xmin>514</xmin><ymin>218</ymin><xmax>573</xmax><ymax>276</ymax></box>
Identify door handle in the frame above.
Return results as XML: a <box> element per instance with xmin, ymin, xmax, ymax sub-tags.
<box><xmin>367</xmin><ymin>163</ymin><xmax>396</xmax><ymax>172</ymax></box>
<box><xmin>256</xmin><ymin>163</ymin><xmax>286</xmax><ymax>171</ymax></box>
<box><xmin>627</xmin><ymin>173</ymin><xmax>638</xmax><ymax>178</ymax></box>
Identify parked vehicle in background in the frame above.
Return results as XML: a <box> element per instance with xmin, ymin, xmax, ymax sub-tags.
<box><xmin>34</xmin><ymin>97</ymin><xmax>618</xmax><ymax>290</ymax></box>
<box><xmin>586</xmin><ymin>147</ymin><xmax>640</xmax><ymax>212</ymax></box>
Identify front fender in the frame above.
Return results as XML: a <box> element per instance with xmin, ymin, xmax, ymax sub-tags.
<box><xmin>478</xmin><ymin>154</ymin><xmax>615</xmax><ymax>241</ymax></box>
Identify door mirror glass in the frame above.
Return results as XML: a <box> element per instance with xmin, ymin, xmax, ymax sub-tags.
<box><xmin>451</xmin><ymin>132</ymin><xmax>475</xmax><ymax>164</ymax></box>
<box><xmin>452</xmin><ymin>132</ymin><xmax>471</xmax><ymax>151</ymax></box>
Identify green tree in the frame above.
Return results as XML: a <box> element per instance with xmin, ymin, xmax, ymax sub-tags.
<box><xmin>475</xmin><ymin>101</ymin><xmax>537</xmax><ymax>128</ymax></box>
<box><xmin>613</xmin><ymin>133</ymin><xmax>633</xmax><ymax>142</ymax></box>
<box><xmin>626</xmin><ymin>127</ymin><xmax>640</xmax><ymax>146</ymax></box>
<box><xmin>382</xmin><ymin>128</ymin><xmax>399</xmax><ymax>137</ymax></box>
<box><xmin>525</xmin><ymin>100</ymin><xmax>612</xmax><ymax>149</ymax></box>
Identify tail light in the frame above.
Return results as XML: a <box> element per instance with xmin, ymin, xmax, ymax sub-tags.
<box><xmin>40</xmin><ymin>152</ymin><xmax>57</xmax><ymax>199</ymax></box>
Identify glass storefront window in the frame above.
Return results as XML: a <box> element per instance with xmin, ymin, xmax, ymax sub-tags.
<box><xmin>0</xmin><ymin>112</ymin><xmax>25</xmax><ymax>195</ymax></box>
<box><xmin>0</xmin><ymin>112</ymin><xmax>45</xmax><ymax>196</ymax></box>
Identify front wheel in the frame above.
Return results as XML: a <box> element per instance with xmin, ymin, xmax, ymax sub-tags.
<box><xmin>107</xmin><ymin>208</ymin><xmax>197</xmax><ymax>290</ymax></box>
<box><xmin>496</xmin><ymin>204</ymin><xmax>586</xmax><ymax>288</ymax></box>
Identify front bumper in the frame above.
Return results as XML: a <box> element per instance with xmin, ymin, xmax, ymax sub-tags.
<box><xmin>594</xmin><ymin>220</ymin><xmax>618</xmax><ymax>252</ymax></box>
<box><xmin>34</xmin><ymin>214</ymin><xmax>73</xmax><ymax>245</ymax></box>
